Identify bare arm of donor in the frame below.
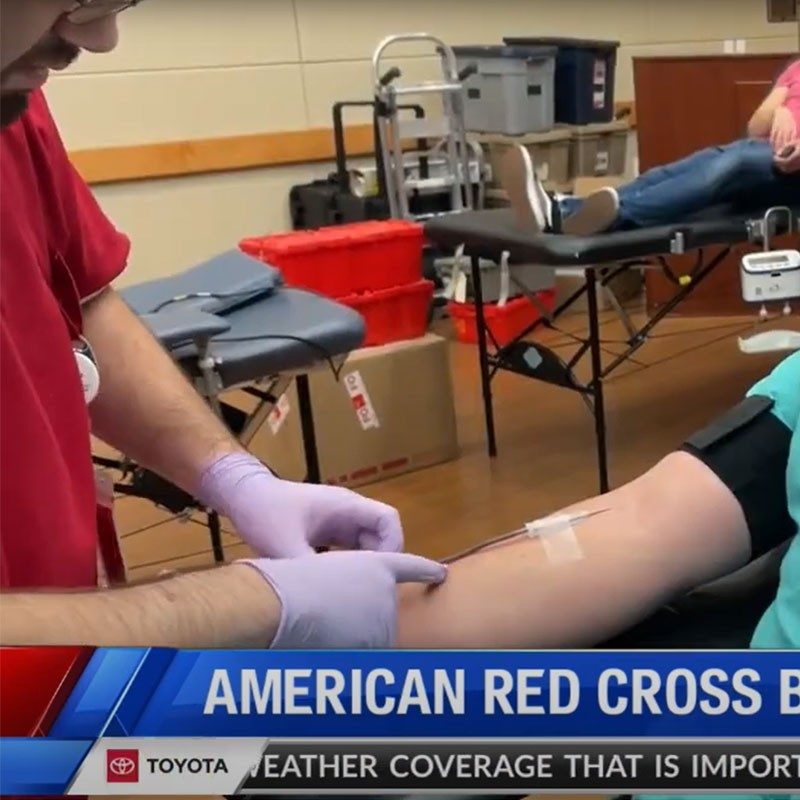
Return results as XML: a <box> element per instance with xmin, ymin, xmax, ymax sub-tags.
<box><xmin>396</xmin><ymin>452</ymin><xmax>752</xmax><ymax>649</ymax></box>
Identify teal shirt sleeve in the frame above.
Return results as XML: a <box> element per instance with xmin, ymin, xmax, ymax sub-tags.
<box><xmin>747</xmin><ymin>351</ymin><xmax>800</xmax><ymax>433</ymax></box>
<box><xmin>638</xmin><ymin>354</ymin><xmax>800</xmax><ymax>800</ymax></box>
<box><xmin>749</xmin><ymin>352</ymin><xmax>800</xmax><ymax>651</ymax></box>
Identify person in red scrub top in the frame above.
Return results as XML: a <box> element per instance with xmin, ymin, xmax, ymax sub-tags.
<box><xmin>0</xmin><ymin>0</ymin><xmax>446</xmax><ymax>650</ymax></box>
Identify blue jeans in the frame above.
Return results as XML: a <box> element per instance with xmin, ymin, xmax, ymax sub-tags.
<box><xmin>560</xmin><ymin>138</ymin><xmax>797</xmax><ymax>229</ymax></box>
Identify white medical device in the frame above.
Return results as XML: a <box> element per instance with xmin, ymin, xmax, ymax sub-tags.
<box><xmin>740</xmin><ymin>207</ymin><xmax>800</xmax><ymax>303</ymax></box>
<box><xmin>738</xmin><ymin>206</ymin><xmax>800</xmax><ymax>355</ymax></box>
<box><xmin>740</xmin><ymin>249</ymin><xmax>800</xmax><ymax>303</ymax></box>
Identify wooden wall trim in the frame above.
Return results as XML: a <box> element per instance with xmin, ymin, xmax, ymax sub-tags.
<box><xmin>71</xmin><ymin>123</ymin><xmax>377</xmax><ymax>186</ymax></box>
<box><xmin>71</xmin><ymin>101</ymin><xmax>636</xmax><ymax>186</ymax></box>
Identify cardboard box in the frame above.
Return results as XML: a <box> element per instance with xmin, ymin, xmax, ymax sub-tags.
<box><xmin>246</xmin><ymin>334</ymin><xmax>459</xmax><ymax>489</ymax></box>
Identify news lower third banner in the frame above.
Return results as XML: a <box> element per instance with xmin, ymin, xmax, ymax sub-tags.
<box><xmin>1</xmin><ymin>648</ymin><xmax>799</xmax><ymax>795</ymax></box>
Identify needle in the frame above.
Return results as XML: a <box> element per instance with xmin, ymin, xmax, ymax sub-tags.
<box><xmin>443</xmin><ymin>508</ymin><xmax>612</xmax><ymax>564</ymax></box>
<box><xmin>504</xmin><ymin>507</ymin><xmax>613</xmax><ymax>538</ymax></box>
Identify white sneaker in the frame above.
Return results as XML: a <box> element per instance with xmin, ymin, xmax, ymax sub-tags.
<box><xmin>499</xmin><ymin>145</ymin><xmax>553</xmax><ymax>233</ymax></box>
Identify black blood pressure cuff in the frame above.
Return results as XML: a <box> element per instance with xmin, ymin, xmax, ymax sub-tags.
<box><xmin>680</xmin><ymin>394</ymin><xmax>794</xmax><ymax>560</ymax></box>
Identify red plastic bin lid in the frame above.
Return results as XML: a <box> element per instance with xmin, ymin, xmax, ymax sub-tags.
<box><xmin>340</xmin><ymin>279</ymin><xmax>433</xmax><ymax>306</ymax></box>
<box><xmin>241</xmin><ymin>220</ymin><xmax>423</xmax><ymax>258</ymax></box>
<box><xmin>245</xmin><ymin>230</ymin><xmax>350</xmax><ymax>257</ymax></box>
<box><xmin>329</xmin><ymin>220</ymin><xmax>423</xmax><ymax>243</ymax></box>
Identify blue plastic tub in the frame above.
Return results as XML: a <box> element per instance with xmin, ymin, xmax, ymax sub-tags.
<box><xmin>504</xmin><ymin>37</ymin><xmax>620</xmax><ymax>125</ymax></box>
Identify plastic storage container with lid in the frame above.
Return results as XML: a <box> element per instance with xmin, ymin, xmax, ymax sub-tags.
<box><xmin>448</xmin><ymin>291</ymin><xmax>557</xmax><ymax>348</ymax></box>
<box><xmin>477</xmin><ymin>128</ymin><xmax>573</xmax><ymax>192</ymax></box>
<box><xmin>239</xmin><ymin>220</ymin><xmax>423</xmax><ymax>297</ymax></box>
<box><xmin>341</xmin><ymin>280</ymin><xmax>435</xmax><ymax>347</ymax></box>
<box><xmin>451</xmin><ymin>45</ymin><xmax>557</xmax><ymax>135</ymax></box>
<box><xmin>569</xmin><ymin>119</ymin><xmax>629</xmax><ymax>178</ymax></box>
<box><xmin>503</xmin><ymin>37</ymin><xmax>619</xmax><ymax>125</ymax></box>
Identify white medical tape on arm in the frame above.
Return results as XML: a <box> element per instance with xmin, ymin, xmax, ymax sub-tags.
<box><xmin>524</xmin><ymin>513</ymin><xmax>584</xmax><ymax>564</ymax></box>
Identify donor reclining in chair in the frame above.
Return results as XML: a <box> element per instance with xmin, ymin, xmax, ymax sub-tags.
<box><xmin>500</xmin><ymin>58</ymin><xmax>800</xmax><ymax>236</ymax></box>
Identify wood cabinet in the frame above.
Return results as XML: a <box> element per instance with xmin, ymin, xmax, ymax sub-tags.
<box><xmin>633</xmin><ymin>54</ymin><xmax>796</xmax><ymax>315</ymax></box>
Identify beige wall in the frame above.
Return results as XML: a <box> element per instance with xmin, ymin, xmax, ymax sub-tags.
<box><xmin>44</xmin><ymin>0</ymin><xmax>798</xmax><ymax>284</ymax></box>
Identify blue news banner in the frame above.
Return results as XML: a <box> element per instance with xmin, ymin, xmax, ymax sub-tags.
<box><xmin>2</xmin><ymin>649</ymin><xmax>800</xmax><ymax>795</ymax></box>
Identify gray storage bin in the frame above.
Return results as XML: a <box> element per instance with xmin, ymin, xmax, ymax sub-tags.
<box><xmin>568</xmin><ymin>119</ymin><xmax>629</xmax><ymax>178</ymax></box>
<box><xmin>452</xmin><ymin>45</ymin><xmax>557</xmax><ymax>135</ymax></box>
<box><xmin>477</xmin><ymin>128</ymin><xmax>573</xmax><ymax>191</ymax></box>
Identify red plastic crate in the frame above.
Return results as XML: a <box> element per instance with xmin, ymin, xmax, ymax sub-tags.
<box><xmin>340</xmin><ymin>280</ymin><xmax>434</xmax><ymax>347</ymax></box>
<box><xmin>240</xmin><ymin>228</ymin><xmax>350</xmax><ymax>297</ymax></box>
<box><xmin>448</xmin><ymin>291</ymin><xmax>556</xmax><ymax>347</ymax></box>
<box><xmin>239</xmin><ymin>220</ymin><xmax>423</xmax><ymax>297</ymax></box>
<box><xmin>348</xmin><ymin>221</ymin><xmax>424</xmax><ymax>289</ymax></box>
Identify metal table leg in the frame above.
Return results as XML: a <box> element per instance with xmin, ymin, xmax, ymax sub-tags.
<box><xmin>296</xmin><ymin>373</ymin><xmax>322</xmax><ymax>484</ymax></box>
<box><xmin>585</xmin><ymin>268</ymin><xmax>610</xmax><ymax>494</ymax></box>
<box><xmin>471</xmin><ymin>254</ymin><xmax>498</xmax><ymax>458</ymax></box>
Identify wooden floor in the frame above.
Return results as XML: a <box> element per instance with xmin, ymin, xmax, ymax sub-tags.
<box><xmin>99</xmin><ymin>306</ymin><xmax>796</xmax><ymax>800</ymax></box>
<box><xmin>115</xmin><ymin>306</ymin><xmax>796</xmax><ymax>576</ymax></box>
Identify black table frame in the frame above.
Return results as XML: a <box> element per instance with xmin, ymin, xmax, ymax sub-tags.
<box><xmin>427</xmin><ymin>206</ymin><xmax>797</xmax><ymax>493</ymax></box>
<box><xmin>468</xmin><ymin>244</ymin><xmax>732</xmax><ymax>495</ymax></box>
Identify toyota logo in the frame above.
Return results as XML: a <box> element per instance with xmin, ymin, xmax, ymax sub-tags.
<box><xmin>106</xmin><ymin>749</ymin><xmax>139</xmax><ymax>783</ymax></box>
<box><xmin>109</xmin><ymin>757</ymin><xmax>136</xmax><ymax>776</ymax></box>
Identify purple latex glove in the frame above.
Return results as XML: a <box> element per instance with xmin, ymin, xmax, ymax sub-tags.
<box><xmin>198</xmin><ymin>453</ymin><xmax>403</xmax><ymax>558</ymax></box>
<box><xmin>247</xmin><ymin>550</ymin><xmax>447</xmax><ymax>648</ymax></box>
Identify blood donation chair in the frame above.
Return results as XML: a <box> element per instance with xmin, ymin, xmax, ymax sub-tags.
<box><xmin>425</xmin><ymin>203</ymin><xmax>799</xmax><ymax>494</ymax></box>
<box><xmin>93</xmin><ymin>249</ymin><xmax>366</xmax><ymax>564</ymax></box>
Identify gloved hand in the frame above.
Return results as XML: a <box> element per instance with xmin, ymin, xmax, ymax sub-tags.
<box><xmin>198</xmin><ymin>452</ymin><xmax>403</xmax><ymax>558</ymax></box>
<box><xmin>247</xmin><ymin>550</ymin><xmax>447</xmax><ymax>648</ymax></box>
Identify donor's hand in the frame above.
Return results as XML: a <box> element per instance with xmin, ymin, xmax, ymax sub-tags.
<box><xmin>771</xmin><ymin>106</ymin><xmax>797</xmax><ymax>154</ymax></box>
<box><xmin>774</xmin><ymin>141</ymin><xmax>800</xmax><ymax>174</ymax></box>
